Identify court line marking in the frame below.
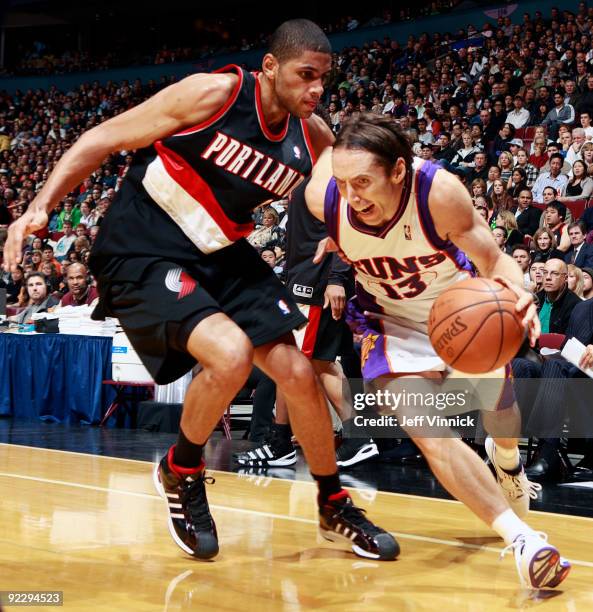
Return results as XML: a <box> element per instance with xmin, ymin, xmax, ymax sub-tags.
<box><xmin>1</xmin><ymin>470</ymin><xmax>593</xmax><ymax>570</ymax></box>
<box><xmin>3</xmin><ymin>442</ymin><xmax>593</xmax><ymax>523</ymax></box>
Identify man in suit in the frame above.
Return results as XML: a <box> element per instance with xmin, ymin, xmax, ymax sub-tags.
<box><xmin>512</xmin><ymin>189</ymin><xmax>543</xmax><ymax>239</ymax></box>
<box><xmin>564</xmin><ymin>221</ymin><xmax>593</xmax><ymax>268</ymax></box>
<box><xmin>512</xmin><ymin>298</ymin><xmax>593</xmax><ymax>481</ymax></box>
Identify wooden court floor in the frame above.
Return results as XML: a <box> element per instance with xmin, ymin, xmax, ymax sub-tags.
<box><xmin>1</xmin><ymin>443</ymin><xmax>592</xmax><ymax>611</ymax></box>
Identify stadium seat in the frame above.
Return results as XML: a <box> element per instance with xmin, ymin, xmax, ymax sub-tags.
<box><xmin>564</xmin><ymin>199</ymin><xmax>588</xmax><ymax>220</ymax></box>
<box><xmin>538</xmin><ymin>333</ymin><xmax>566</xmax><ymax>351</ymax></box>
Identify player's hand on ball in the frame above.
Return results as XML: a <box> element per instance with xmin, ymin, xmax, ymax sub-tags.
<box><xmin>3</xmin><ymin>207</ymin><xmax>48</xmax><ymax>271</ymax></box>
<box><xmin>493</xmin><ymin>275</ymin><xmax>540</xmax><ymax>347</ymax></box>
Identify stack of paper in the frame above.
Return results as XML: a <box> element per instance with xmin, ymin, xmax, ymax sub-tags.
<box><xmin>561</xmin><ymin>337</ymin><xmax>593</xmax><ymax>379</ymax></box>
<box><xmin>32</xmin><ymin>306</ymin><xmax>118</xmax><ymax>337</ymax></box>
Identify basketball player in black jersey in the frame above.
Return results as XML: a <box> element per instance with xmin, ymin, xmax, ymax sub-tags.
<box><xmin>3</xmin><ymin>20</ymin><xmax>397</xmax><ymax>562</ymax></box>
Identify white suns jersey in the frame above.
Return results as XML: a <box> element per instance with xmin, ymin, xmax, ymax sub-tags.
<box><xmin>323</xmin><ymin>158</ymin><xmax>473</xmax><ymax>333</ymax></box>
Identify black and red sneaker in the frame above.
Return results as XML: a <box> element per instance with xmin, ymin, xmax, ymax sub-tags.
<box><xmin>318</xmin><ymin>490</ymin><xmax>399</xmax><ymax>561</ymax></box>
<box><xmin>153</xmin><ymin>447</ymin><xmax>218</xmax><ymax>560</ymax></box>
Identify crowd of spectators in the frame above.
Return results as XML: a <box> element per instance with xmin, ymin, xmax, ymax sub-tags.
<box><xmin>0</xmin><ymin>4</ymin><xmax>592</xmax><ymax>479</ymax></box>
<box><xmin>8</xmin><ymin>1</ymin><xmax>457</xmax><ymax>77</ymax></box>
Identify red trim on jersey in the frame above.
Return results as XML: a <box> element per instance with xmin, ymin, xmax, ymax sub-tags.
<box><xmin>301</xmin><ymin>305</ymin><xmax>322</xmax><ymax>359</ymax></box>
<box><xmin>254</xmin><ymin>74</ymin><xmax>290</xmax><ymax>142</ymax></box>
<box><xmin>300</xmin><ymin>119</ymin><xmax>317</xmax><ymax>164</ymax></box>
<box><xmin>173</xmin><ymin>65</ymin><xmax>244</xmax><ymax>137</ymax></box>
<box><xmin>154</xmin><ymin>141</ymin><xmax>254</xmax><ymax>241</ymax></box>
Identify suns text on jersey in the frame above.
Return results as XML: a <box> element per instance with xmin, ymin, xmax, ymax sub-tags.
<box><xmin>352</xmin><ymin>253</ymin><xmax>446</xmax><ymax>299</ymax></box>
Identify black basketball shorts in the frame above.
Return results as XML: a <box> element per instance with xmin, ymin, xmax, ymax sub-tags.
<box><xmin>292</xmin><ymin>303</ymin><xmax>352</xmax><ymax>361</ymax></box>
<box><xmin>93</xmin><ymin>240</ymin><xmax>307</xmax><ymax>384</ymax></box>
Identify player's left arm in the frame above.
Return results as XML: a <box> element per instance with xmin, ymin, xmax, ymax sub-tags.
<box><xmin>429</xmin><ymin>169</ymin><xmax>540</xmax><ymax>346</ymax></box>
<box><xmin>305</xmin><ymin>113</ymin><xmax>335</xmax><ymax>160</ymax></box>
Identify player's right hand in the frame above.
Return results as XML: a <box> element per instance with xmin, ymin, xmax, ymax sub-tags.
<box><xmin>2</xmin><ymin>207</ymin><xmax>49</xmax><ymax>271</ymax></box>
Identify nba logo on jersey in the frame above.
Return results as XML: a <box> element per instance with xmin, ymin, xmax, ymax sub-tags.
<box><xmin>404</xmin><ymin>225</ymin><xmax>412</xmax><ymax>240</ymax></box>
<box><xmin>277</xmin><ymin>299</ymin><xmax>291</xmax><ymax>315</ymax></box>
<box><xmin>293</xmin><ymin>146</ymin><xmax>301</xmax><ymax>159</ymax></box>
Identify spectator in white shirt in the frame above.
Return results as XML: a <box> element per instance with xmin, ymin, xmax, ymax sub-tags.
<box><xmin>580</xmin><ymin>111</ymin><xmax>593</xmax><ymax>141</ymax></box>
<box><xmin>506</xmin><ymin>95</ymin><xmax>530</xmax><ymax>129</ymax></box>
<box><xmin>565</xmin><ymin>128</ymin><xmax>586</xmax><ymax>166</ymax></box>
<box><xmin>53</xmin><ymin>221</ymin><xmax>76</xmax><ymax>262</ymax></box>
<box><xmin>532</xmin><ymin>153</ymin><xmax>569</xmax><ymax>202</ymax></box>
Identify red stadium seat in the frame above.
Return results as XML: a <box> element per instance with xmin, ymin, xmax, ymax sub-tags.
<box><xmin>6</xmin><ymin>306</ymin><xmax>26</xmax><ymax>317</ymax></box>
<box><xmin>524</xmin><ymin>126</ymin><xmax>537</xmax><ymax>139</ymax></box>
<box><xmin>564</xmin><ymin>199</ymin><xmax>588</xmax><ymax>220</ymax></box>
<box><xmin>539</xmin><ymin>333</ymin><xmax>566</xmax><ymax>350</ymax></box>
<box><xmin>50</xmin><ymin>231</ymin><xmax>64</xmax><ymax>242</ymax></box>
<box><xmin>515</xmin><ymin>128</ymin><xmax>526</xmax><ymax>139</ymax></box>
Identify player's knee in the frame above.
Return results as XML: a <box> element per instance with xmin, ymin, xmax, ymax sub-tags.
<box><xmin>189</xmin><ymin>322</ymin><xmax>253</xmax><ymax>386</ymax></box>
<box><xmin>276</xmin><ymin>353</ymin><xmax>316</xmax><ymax>397</ymax></box>
<box><xmin>213</xmin><ymin>333</ymin><xmax>254</xmax><ymax>383</ymax></box>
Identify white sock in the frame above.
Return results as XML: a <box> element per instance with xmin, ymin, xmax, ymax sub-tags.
<box><xmin>491</xmin><ymin>509</ymin><xmax>536</xmax><ymax>546</ymax></box>
<box><xmin>494</xmin><ymin>442</ymin><xmax>521</xmax><ymax>471</ymax></box>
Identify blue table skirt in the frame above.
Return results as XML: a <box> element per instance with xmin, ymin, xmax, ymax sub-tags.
<box><xmin>0</xmin><ymin>333</ymin><xmax>114</xmax><ymax>424</ymax></box>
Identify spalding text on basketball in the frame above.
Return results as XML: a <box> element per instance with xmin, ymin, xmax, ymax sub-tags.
<box><xmin>433</xmin><ymin>316</ymin><xmax>469</xmax><ymax>353</ymax></box>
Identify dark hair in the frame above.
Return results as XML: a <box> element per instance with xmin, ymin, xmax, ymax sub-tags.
<box><xmin>269</xmin><ymin>19</ymin><xmax>331</xmax><ymax>62</ymax></box>
<box><xmin>260</xmin><ymin>248</ymin><xmax>276</xmax><ymax>257</ymax></box>
<box><xmin>493</xmin><ymin>225</ymin><xmax>507</xmax><ymax>234</ymax></box>
<box><xmin>512</xmin><ymin>244</ymin><xmax>530</xmax><ymax>256</ymax></box>
<box><xmin>549</xmin><ymin>152</ymin><xmax>564</xmax><ymax>164</ymax></box>
<box><xmin>545</xmin><ymin>200</ymin><xmax>567</xmax><ymax>220</ymax></box>
<box><xmin>567</xmin><ymin>220</ymin><xmax>586</xmax><ymax>233</ymax></box>
<box><xmin>334</xmin><ymin>113</ymin><xmax>414</xmax><ymax>173</ymax></box>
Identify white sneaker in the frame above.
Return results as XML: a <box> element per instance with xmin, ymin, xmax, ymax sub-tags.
<box><xmin>336</xmin><ymin>440</ymin><xmax>379</xmax><ymax>468</ymax></box>
<box><xmin>501</xmin><ymin>531</ymin><xmax>571</xmax><ymax>589</ymax></box>
<box><xmin>485</xmin><ymin>437</ymin><xmax>542</xmax><ymax>518</ymax></box>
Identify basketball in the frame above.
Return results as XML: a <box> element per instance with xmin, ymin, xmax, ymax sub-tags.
<box><xmin>428</xmin><ymin>278</ymin><xmax>525</xmax><ymax>374</ymax></box>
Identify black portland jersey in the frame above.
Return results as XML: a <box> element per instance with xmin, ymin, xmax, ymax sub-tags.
<box><xmin>98</xmin><ymin>66</ymin><xmax>313</xmax><ymax>256</ymax></box>
<box><xmin>285</xmin><ymin>178</ymin><xmax>352</xmax><ymax>306</ymax></box>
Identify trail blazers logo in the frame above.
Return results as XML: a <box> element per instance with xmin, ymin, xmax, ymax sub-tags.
<box><xmin>165</xmin><ymin>268</ymin><xmax>197</xmax><ymax>299</ymax></box>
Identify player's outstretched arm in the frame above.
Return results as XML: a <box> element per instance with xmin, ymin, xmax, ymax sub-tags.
<box><xmin>429</xmin><ymin>169</ymin><xmax>540</xmax><ymax>346</ymax></box>
<box><xmin>2</xmin><ymin>72</ymin><xmax>237</xmax><ymax>270</ymax></box>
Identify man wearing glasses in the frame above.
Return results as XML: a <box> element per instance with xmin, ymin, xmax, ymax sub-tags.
<box><xmin>536</xmin><ymin>258</ymin><xmax>581</xmax><ymax>334</ymax></box>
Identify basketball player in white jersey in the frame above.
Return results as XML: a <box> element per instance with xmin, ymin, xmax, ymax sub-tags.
<box><xmin>304</xmin><ymin>113</ymin><xmax>570</xmax><ymax>589</ymax></box>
